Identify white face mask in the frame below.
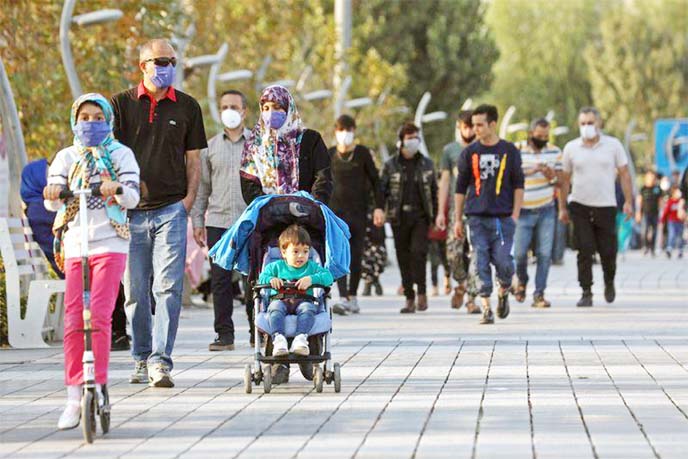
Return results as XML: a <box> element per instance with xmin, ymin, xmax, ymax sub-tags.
<box><xmin>221</xmin><ymin>109</ymin><xmax>242</xmax><ymax>129</ymax></box>
<box><xmin>335</xmin><ymin>130</ymin><xmax>355</xmax><ymax>147</ymax></box>
<box><xmin>403</xmin><ymin>138</ymin><xmax>421</xmax><ymax>155</ymax></box>
<box><xmin>579</xmin><ymin>124</ymin><xmax>597</xmax><ymax>140</ymax></box>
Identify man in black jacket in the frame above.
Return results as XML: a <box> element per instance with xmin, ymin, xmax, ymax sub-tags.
<box><xmin>381</xmin><ymin>122</ymin><xmax>438</xmax><ymax>313</ymax></box>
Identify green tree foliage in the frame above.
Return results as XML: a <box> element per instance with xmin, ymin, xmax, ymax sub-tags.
<box><xmin>585</xmin><ymin>0</ymin><xmax>688</xmax><ymax>167</ymax></box>
<box><xmin>355</xmin><ymin>0</ymin><xmax>498</xmax><ymax>159</ymax></box>
<box><xmin>0</xmin><ymin>0</ymin><xmax>181</xmax><ymax>160</ymax></box>
<box><xmin>485</xmin><ymin>0</ymin><xmax>600</xmax><ymax>144</ymax></box>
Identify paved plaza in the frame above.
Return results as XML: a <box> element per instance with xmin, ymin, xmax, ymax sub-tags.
<box><xmin>1</xmin><ymin>251</ymin><xmax>687</xmax><ymax>458</ymax></box>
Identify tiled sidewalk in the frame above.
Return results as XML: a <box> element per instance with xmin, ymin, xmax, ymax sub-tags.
<box><xmin>1</xmin><ymin>251</ymin><xmax>687</xmax><ymax>458</ymax></box>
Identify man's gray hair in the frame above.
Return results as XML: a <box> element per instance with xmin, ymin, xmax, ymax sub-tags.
<box><xmin>139</xmin><ymin>39</ymin><xmax>175</xmax><ymax>61</ymax></box>
<box><xmin>579</xmin><ymin>106</ymin><xmax>601</xmax><ymax>120</ymax></box>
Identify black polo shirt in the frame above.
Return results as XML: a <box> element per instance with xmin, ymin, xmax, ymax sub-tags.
<box><xmin>111</xmin><ymin>83</ymin><xmax>207</xmax><ymax>210</ymax></box>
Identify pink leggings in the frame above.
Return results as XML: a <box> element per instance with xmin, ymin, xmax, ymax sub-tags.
<box><xmin>63</xmin><ymin>253</ymin><xmax>126</xmax><ymax>385</ymax></box>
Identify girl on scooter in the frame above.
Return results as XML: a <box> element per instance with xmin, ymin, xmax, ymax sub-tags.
<box><xmin>44</xmin><ymin>93</ymin><xmax>140</xmax><ymax>430</ymax></box>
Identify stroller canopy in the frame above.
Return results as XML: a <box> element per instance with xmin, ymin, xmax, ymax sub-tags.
<box><xmin>209</xmin><ymin>192</ymin><xmax>351</xmax><ymax>280</ymax></box>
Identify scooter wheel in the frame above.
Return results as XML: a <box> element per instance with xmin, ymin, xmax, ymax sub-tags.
<box><xmin>99</xmin><ymin>385</ymin><xmax>110</xmax><ymax>434</ymax></box>
<box><xmin>333</xmin><ymin>363</ymin><xmax>342</xmax><ymax>393</ymax></box>
<box><xmin>81</xmin><ymin>389</ymin><xmax>96</xmax><ymax>443</ymax></box>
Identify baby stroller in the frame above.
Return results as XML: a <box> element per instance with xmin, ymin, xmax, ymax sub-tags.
<box><xmin>209</xmin><ymin>193</ymin><xmax>351</xmax><ymax>394</ymax></box>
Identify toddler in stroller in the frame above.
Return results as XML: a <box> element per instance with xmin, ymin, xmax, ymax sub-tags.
<box><xmin>258</xmin><ymin>224</ymin><xmax>334</xmax><ymax>357</ymax></box>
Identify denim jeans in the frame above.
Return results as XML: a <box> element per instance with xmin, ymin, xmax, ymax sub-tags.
<box><xmin>513</xmin><ymin>204</ymin><xmax>556</xmax><ymax>295</ymax></box>
<box><xmin>467</xmin><ymin>215</ymin><xmax>516</xmax><ymax>297</ymax></box>
<box><xmin>268</xmin><ymin>300</ymin><xmax>317</xmax><ymax>337</ymax></box>
<box><xmin>124</xmin><ymin>201</ymin><xmax>187</xmax><ymax>369</ymax></box>
<box><xmin>667</xmin><ymin>221</ymin><xmax>685</xmax><ymax>255</ymax></box>
<box><xmin>552</xmin><ymin>201</ymin><xmax>567</xmax><ymax>263</ymax></box>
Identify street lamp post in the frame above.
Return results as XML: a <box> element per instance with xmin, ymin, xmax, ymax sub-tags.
<box><xmin>171</xmin><ymin>23</ymin><xmax>196</xmax><ymax>90</ymax></box>
<box><xmin>0</xmin><ymin>53</ymin><xmax>27</xmax><ymax>218</ymax></box>
<box><xmin>59</xmin><ymin>0</ymin><xmax>123</xmax><ymax>99</ymax></box>
<box><xmin>206</xmin><ymin>43</ymin><xmax>229</xmax><ymax>124</ymax></box>
<box><xmin>414</xmin><ymin>91</ymin><xmax>447</xmax><ymax>157</ymax></box>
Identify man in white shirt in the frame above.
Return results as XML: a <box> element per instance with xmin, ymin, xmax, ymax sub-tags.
<box><xmin>559</xmin><ymin>107</ymin><xmax>633</xmax><ymax>307</ymax></box>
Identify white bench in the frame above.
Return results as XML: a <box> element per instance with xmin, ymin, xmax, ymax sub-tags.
<box><xmin>0</xmin><ymin>217</ymin><xmax>65</xmax><ymax>348</ymax></box>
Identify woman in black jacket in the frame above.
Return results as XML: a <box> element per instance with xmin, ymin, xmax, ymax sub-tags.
<box><xmin>240</xmin><ymin>85</ymin><xmax>332</xmax><ymax>205</ymax></box>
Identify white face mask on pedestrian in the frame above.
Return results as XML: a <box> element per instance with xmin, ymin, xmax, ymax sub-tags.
<box><xmin>335</xmin><ymin>130</ymin><xmax>355</xmax><ymax>147</ymax></box>
<box><xmin>403</xmin><ymin>138</ymin><xmax>421</xmax><ymax>155</ymax></box>
<box><xmin>579</xmin><ymin>124</ymin><xmax>598</xmax><ymax>140</ymax></box>
<box><xmin>221</xmin><ymin>109</ymin><xmax>242</xmax><ymax>129</ymax></box>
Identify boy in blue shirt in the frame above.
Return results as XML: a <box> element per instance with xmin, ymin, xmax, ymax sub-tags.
<box><xmin>258</xmin><ymin>224</ymin><xmax>334</xmax><ymax>356</ymax></box>
<box><xmin>454</xmin><ymin>105</ymin><xmax>524</xmax><ymax>324</ymax></box>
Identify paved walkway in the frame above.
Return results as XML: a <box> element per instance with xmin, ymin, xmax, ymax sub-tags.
<box><xmin>1</xmin><ymin>251</ymin><xmax>688</xmax><ymax>458</ymax></box>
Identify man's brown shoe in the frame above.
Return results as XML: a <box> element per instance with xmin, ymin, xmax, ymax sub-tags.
<box><xmin>465</xmin><ymin>298</ymin><xmax>481</xmax><ymax>314</ymax></box>
<box><xmin>417</xmin><ymin>294</ymin><xmax>428</xmax><ymax>311</ymax></box>
<box><xmin>400</xmin><ymin>298</ymin><xmax>416</xmax><ymax>313</ymax></box>
<box><xmin>450</xmin><ymin>286</ymin><xmax>465</xmax><ymax>309</ymax></box>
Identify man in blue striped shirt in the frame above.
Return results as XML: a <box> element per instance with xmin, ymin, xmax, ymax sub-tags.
<box><xmin>513</xmin><ymin>118</ymin><xmax>562</xmax><ymax>308</ymax></box>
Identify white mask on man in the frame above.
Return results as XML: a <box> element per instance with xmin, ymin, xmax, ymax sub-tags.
<box><xmin>335</xmin><ymin>130</ymin><xmax>355</xmax><ymax>147</ymax></box>
<box><xmin>403</xmin><ymin>138</ymin><xmax>421</xmax><ymax>155</ymax></box>
<box><xmin>579</xmin><ymin>124</ymin><xmax>597</xmax><ymax>140</ymax></box>
<box><xmin>221</xmin><ymin>109</ymin><xmax>242</xmax><ymax>129</ymax></box>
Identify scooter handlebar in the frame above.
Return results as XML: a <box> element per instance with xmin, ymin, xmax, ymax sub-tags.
<box><xmin>58</xmin><ymin>186</ymin><xmax>123</xmax><ymax>199</ymax></box>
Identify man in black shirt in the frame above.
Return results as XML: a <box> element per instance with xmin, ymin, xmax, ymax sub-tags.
<box><xmin>381</xmin><ymin>122</ymin><xmax>438</xmax><ymax>313</ymax></box>
<box><xmin>635</xmin><ymin>170</ymin><xmax>662</xmax><ymax>256</ymax></box>
<box><xmin>112</xmin><ymin>39</ymin><xmax>207</xmax><ymax>388</ymax></box>
<box><xmin>328</xmin><ymin>115</ymin><xmax>385</xmax><ymax>315</ymax></box>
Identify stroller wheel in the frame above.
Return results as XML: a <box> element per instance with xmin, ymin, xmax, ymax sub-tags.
<box><xmin>81</xmin><ymin>389</ymin><xmax>96</xmax><ymax>443</ymax></box>
<box><xmin>244</xmin><ymin>364</ymin><xmax>253</xmax><ymax>394</ymax></box>
<box><xmin>262</xmin><ymin>364</ymin><xmax>272</xmax><ymax>393</ymax></box>
<box><xmin>313</xmin><ymin>366</ymin><xmax>324</xmax><ymax>393</ymax></box>
<box><xmin>99</xmin><ymin>385</ymin><xmax>110</xmax><ymax>434</ymax></box>
<box><xmin>333</xmin><ymin>363</ymin><xmax>342</xmax><ymax>393</ymax></box>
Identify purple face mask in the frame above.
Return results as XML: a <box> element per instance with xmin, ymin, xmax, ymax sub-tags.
<box><xmin>262</xmin><ymin>110</ymin><xmax>288</xmax><ymax>130</ymax></box>
<box><xmin>74</xmin><ymin>121</ymin><xmax>111</xmax><ymax>147</ymax></box>
<box><xmin>151</xmin><ymin>64</ymin><xmax>176</xmax><ymax>89</ymax></box>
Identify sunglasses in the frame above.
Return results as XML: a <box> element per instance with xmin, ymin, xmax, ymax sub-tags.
<box><xmin>144</xmin><ymin>57</ymin><xmax>177</xmax><ymax>67</ymax></box>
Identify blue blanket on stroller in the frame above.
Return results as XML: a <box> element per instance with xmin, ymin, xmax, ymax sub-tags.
<box><xmin>208</xmin><ymin>192</ymin><xmax>351</xmax><ymax>279</ymax></box>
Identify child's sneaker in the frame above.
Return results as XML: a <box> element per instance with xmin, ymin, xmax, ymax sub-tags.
<box><xmin>347</xmin><ymin>297</ymin><xmax>360</xmax><ymax>314</ymax></box>
<box><xmin>273</xmin><ymin>333</ymin><xmax>289</xmax><ymax>356</ymax></box>
<box><xmin>291</xmin><ymin>334</ymin><xmax>310</xmax><ymax>356</ymax></box>
<box><xmin>57</xmin><ymin>400</ymin><xmax>81</xmax><ymax>430</ymax></box>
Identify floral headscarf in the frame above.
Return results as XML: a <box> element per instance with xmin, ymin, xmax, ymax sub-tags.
<box><xmin>240</xmin><ymin>85</ymin><xmax>304</xmax><ymax>195</ymax></box>
<box><xmin>52</xmin><ymin>93</ymin><xmax>129</xmax><ymax>271</ymax></box>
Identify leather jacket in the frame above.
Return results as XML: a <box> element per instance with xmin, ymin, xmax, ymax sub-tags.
<box><xmin>380</xmin><ymin>152</ymin><xmax>437</xmax><ymax>226</ymax></box>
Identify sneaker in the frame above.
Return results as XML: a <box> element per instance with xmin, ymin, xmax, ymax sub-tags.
<box><xmin>400</xmin><ymin>298</ymin><xmax>416</xmax><ymax>314</ymax></box>
<box><xmin>480</xmin><ymin>305</ymin><xmax>494</xmax><ymax>325</ymax></box>
<box><xmin>332</xmin><ymin>300</ymin><xmax>349</xmax><ymax>316</ymax></box>
<box><xmin>273</xmin><ymin>333</ymin><xmax>289</xmax><ymax>357</ymax></box>
<box><xmin>148</xmin><ymin>363</ymin><xmax>174</xmax><ymax>388</ymax></box>
<box><xmin>129</xmin><ymin>360</ymin><xmax>148</xmax><ymax>384</ymax></box>
<box><xmin>532</xmin><ymin>294</ymin><xmax>551</xmax><ymax>308</ymax></box>
<box><xmin>291</xmin><ymin>334</ymin><xmax>310</xmax><ymax>356</ymax></box>
<box><xmin>347</xmin><ymin>296</ymin><xmax>360</xmax><ymax>314</ymax></box>
<box><xmin>209</xmin><ymin>335</ymin><xmax>235</xmax><ymax>351</ymax></box>
<box><xmin>577</xmin><ymin>290</ymin><xmax>593</xmax><ymax>307</ymax></box>
<box><xmin>497</xmin><ymin>289</ymin><xmax>510</xmax><ymax>319</ymax></box>
<box><xmin>57</xmin><ymin>400</ymin><xmax>81</xmax><ymax>430</ymax></box>
<box><xmin>604</xmin><ymin>283</ymin><xmax>616</xmax><ymax>303</ymax></box>
<box><xmin>111</xmin><ymin>333</ymin><xmax>130</xmax><ymax>351</ymax></box>
<box><xmin>514</xmin><ymin>284</ymin><xmax>526</xmax><ymax>303</ymax></box>
<box><xmin>465</xmin><ymin>298</ymin><xmax>481</xmax><ymax>314</ymax></box>
<box><xmin>431</xmin><ymin>286</ymin><xmax>439</xmax><ymax>297</ymax></box>
<box><xmin>271</xmin><ymin>364</ymin><xmax>290</xmax><ymax>385</ymax></box>
<box><xmin>417</xmin><ymin>294</ymin><xmax>428</xmax><ymax>311</ymax></box>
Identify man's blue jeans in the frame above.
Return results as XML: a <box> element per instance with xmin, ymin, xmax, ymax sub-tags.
<box><xmin>268</xmin><ymin>300</ymin><xmax>317</xmax><ymax>337</ymax></box>
<box><xmin>467</xmin><ymin>216</ymin><xmax>516</xmax><ymax>297</ymax></box>
<box><xmin>514</xmin><ymin>204</ymin><xmax>556</xmax><ymax>296</ymax></box>
<box><xmin>124</xmin><ymin>201</ymin><xmax>187</xmax><ymax>370</ymax></box>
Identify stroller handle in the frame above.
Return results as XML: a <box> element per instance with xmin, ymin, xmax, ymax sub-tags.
<box><xmin>253</xmin><ymin>282</ymin><xmax>331</xmax><ymax>292</ymax></box>
<box><xmin>59</xmin><ymin>185</ymin><xmax>123</xmax><ymax>199</ymax></box>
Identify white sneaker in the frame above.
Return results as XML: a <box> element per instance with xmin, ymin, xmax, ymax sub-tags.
<box><xmin>291</xmin><ymin>334</ymin><xmax>310</xmax><ymax>356</ymax></box>
<box><xmin>57</xmin><ymin>400</ymin><xmax>81</xmax><ymax>430</ymax></box>
<box><xmin>273</xmin><ymin>334</ymin><xmax>288</xmax><ymax>356</ymax></box>
<box><xmin>347</xmin><ymin>297</ymin><xmax>360</xmax><ymax>314</ymax></box>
